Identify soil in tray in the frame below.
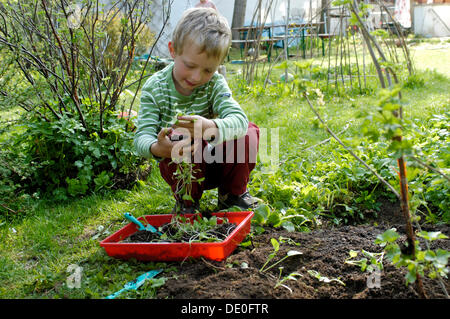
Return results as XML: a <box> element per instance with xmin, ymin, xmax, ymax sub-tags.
<box><xmin>122</xmin><ymin>221</ymin><xmax>237</xmax><ymax>243</ymax></box>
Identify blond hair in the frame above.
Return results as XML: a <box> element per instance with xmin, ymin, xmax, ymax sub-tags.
<box><xmin>171</xmin><ymin>8</ymin><xmax>231</xmax><ymax>63</ymax></box>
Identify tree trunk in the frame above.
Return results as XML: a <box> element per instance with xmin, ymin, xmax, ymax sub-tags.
<box><xmin>232</xmin><ymin>0</ymin><xmax>247</xmax><ymax>48</ymax></box>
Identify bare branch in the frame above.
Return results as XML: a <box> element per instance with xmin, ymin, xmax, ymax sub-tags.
<box><xmin>303</xmin><ymin>92</ymin><xmax>400</xmax><ymax>199</ymax></box>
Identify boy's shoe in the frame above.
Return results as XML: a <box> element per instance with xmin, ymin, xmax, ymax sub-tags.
<box><xmin>171</xmin><ymin>200</ymin><xmax>200</xmax><ymax>215</ymax></box>
<box><xmin>218</xmin><ymin>190</ymin><xmax>261</xmax><ymax>210</ymax></box>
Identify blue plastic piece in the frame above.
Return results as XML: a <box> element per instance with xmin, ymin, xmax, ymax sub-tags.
<box><xmin>105</xmin><ymin>269</ymin><xmax>163</xmax><ymax>299</ymax></box>
<box><xmin>124</xmin><ymin>212</ymin><xmax>162</xmax><ymax>235</ymax></box>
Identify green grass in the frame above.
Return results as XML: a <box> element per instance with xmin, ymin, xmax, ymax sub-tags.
<box><xmin>1</xmin><ymin>40</ymin><xmax>449</xmax><ymax>298</ymax></box>
<box><xmin>409</xmin><ymin>42</ymin><xmax>450</xmax><ymax>76</ymax></box>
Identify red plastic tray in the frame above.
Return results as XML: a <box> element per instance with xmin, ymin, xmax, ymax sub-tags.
<box><xmin>100</xmin><ymin>211</ymin><xmax>253</xmax><ymax>261</ymax></box>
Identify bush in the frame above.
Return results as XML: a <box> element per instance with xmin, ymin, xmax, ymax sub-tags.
<box><xmin>0</xmin><ymin>1</ymin><xmax>157</xmax><ymax>203</ymax></box>
<box><xmin>1</xmin><ymin>108</ymin><xmax>147</xmax><ymax>201</ymax></box>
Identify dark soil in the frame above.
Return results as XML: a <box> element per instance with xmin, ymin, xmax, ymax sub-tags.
<box><xmin>111</xmin><ymin>164</ymin><xmax>151</xmax><ymax>190</ymax></box>
<box><xmin>123</xmin><ymin>220</ymin><xmax>237</xmax><ymax>243</ymax></box>
<box><xmin>156</xmin><ymin>198</ymin><xmax>450</xmax><ymax>299</ymax></box>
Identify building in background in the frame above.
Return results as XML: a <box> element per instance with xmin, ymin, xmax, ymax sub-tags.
<box><xmin>414</xmin><ymin>0</ymin><xmax>450</xmax><ymax>37</ymax></box>
<box><xmin>146</xmin><ymin>0</ymin><xmax>449</xmax><ymax>58</ymax></box>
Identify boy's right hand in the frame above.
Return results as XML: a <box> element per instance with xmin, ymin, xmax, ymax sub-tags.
<box><xmin>151</xmin><ymin>127</ymin><xmax>193</xmax><ymax>160</ymax></box>
<box><xmin>150</xmin><ymin>127</ymin><xmax>174</xmax><ymax>159</ymax></box>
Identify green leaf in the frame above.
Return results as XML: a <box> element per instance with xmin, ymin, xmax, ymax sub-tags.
<box><xmin>417</xmin><ymin>231</ymin><xmax>448</xmax><ymax>241</ymax></box>
<box><xmin>182</xmin><ymin>193</ymin><xmax>193</xmax><ymax>201</ymax></box>
<box><xmin>281</xmin><ymin>221</ymin><xmax>296</xmax><ymax>232</ymax></box>
<box><xmin>405</xmin><ymin>268</ymin><xmax>417</xmax><ymax>285</ymax></box>
<box><xmin>92</xmin><ymin>148</ymin><xmax>101</xmax><ymax>158</ymax></box>
<box><xmin>375</xmin><ymin>228</ymin><xmax>399</xmax><ymax>246</ymax></box>
<box><xmin>149</xmin><ymin>277</ymin><xmax>166</xmax><ymax>289</ymax></box>
<box><xmin>382</xmin><ymin>102</ymin><xmax>400</xmax><ymax>112</ymax></box>
<box><xmin>287</xmin><ymin>250</ymin><xmax>302</xmax><ymax>257</ymax></box>
<box><xmin>270</xmin><ymin>238</ymin><xmax>280</xmax><ymax>252</ymax></box>
<box><xmin>293</xmin><ymin>60</ymin><xmax>313</xmax><ymax>70</ymax></box>
<box><xmin>435</xmin><ymin>249</ymin><xmax>450</xmax><ymax>267</ymax></box>
<box><xmin>274</xmin><ymin>60</ymin><xmax>288</xmax><ymax>70</ymax></box>
<box><xmin>253</xmin><ymin>204</ymin><xmax>270</xmax><ymax>225</ymax></box>
<box><xmin>267</xmin><ymin>212</ymin><xmax>281</xmax><ymax>226</ymax></box>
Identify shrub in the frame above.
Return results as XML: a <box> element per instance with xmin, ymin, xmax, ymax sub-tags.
<box><xmin>1</xmin><ymin>108</ymin><xmax>147</xmax><ymax>200</ymax></box>
<box><xmin>0</xmin><ymin>1</ymin><xmax>157</xmax><ymax>202</ymax></box>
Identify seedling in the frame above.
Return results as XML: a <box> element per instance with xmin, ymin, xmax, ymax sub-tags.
<box><xmin>375</xmin><ymin>228</ymin><xmax>450</xmax><ymax>288</ymax></box>
<box><xmin>259</xmin><ymin>238</ymin><xmax>302</xmax><ymax>273</ymax></box>
<box><xmin>278</xmin><ymin>236</ymin><xmax>301</xmax><ymax>247</ymax></box>
<box><xmin>170</xmin><ymin>110</ymin><xmax>204</xmax><ymax>213</ymax></box>
<box><xmin>345</xmin><ymin>249</ymin><xmax>384</xmax><ymax>273</ymax></box>
<box><xmin>307</xmin><ymin>270</ymin><xmax>346</xmax><ymax>286</ymax></box>
<box><xmin>274</xmin><ymin>268</ymin><xmax>303</xmax><ymax>292</ymax></box>
<box><xmin>172</xmin><ymin>161</ymin><xmax>204</xmax><ymax>205</ymax></box>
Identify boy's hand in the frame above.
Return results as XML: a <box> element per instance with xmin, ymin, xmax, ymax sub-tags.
<box><xmin>150</xmin><ymin>127</ymin><xmax>197</xmax><ymax>160</ymax></box>
<box><xmin>172</xmin><ymin>115</ymin><xmax>219</xmax><ymax>158</ymax></box>
<box><xmin>150</xmin><ymin>127</ymin><xmax>174</xmax><ymax>158</ymax></box>
<box><xmin>172</xmin><ymin>115</ymin><xmax>218</xmax><ymax>140</ymax></box>
<box><xmin>152</xmin><ymin>116</ymin><xmax>219</xmax><ymax>159</ymax></box>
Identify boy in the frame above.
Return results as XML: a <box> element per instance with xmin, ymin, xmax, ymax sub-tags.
<box><xmin>134</xmin><ymin>8</ymin><xmax>260</xmax><ymax>214</ymax></box>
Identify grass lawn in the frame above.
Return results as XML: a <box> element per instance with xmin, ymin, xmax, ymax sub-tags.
<box><xmin>0</xmin><ymin>40</ymin><xmax>449</xmax><ymax>299</ymax></box>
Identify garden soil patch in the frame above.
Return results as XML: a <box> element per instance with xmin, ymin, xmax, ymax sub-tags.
<box><xmin>156</xmin><ymin>199</ymin><xmax>450</xmax><ymax>299</ymax></box>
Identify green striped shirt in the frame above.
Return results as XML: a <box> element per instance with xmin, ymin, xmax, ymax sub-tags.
<box><xmin>134</xmin><ymin>62</ymin><xmax>249</xmax><ymax>159</ymax></box>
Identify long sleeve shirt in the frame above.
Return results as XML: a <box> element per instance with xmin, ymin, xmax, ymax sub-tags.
<box><xmin>134</xmin><ymin>62</ymin><xmax>249</xmax><ymax>159</ymax></box>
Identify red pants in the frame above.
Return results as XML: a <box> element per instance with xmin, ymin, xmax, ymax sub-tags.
<box><xmin>159</xmin><ymin>122</ymin><xmax>259</xmax><ymax>206</ymax></box>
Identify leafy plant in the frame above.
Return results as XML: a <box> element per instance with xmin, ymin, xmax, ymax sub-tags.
<box><xmin>274</xmin><ymin>269</ymin><xmax>303</xmax><ymax>292</ymax></box>
<box><xmin>307</xmin><ymin>270</ymin><xmax>346</xmax><ymax>286</ymax></box>
<box><xmin>172</xmin><ymin>161</ymin><xmax>204</xmax><ymax>205</ymax></box>
<box><xmin>252</xmin><ymin>204</ymin><xmax>300</xmax><ymax>233</ymax></box>
<box><xmin>1</xmin><ymin>110</ymin><xmax>145</xmax><ymax>199</ymax></box>
<box><xmin>259</xmin><ymin>238</ymin><xmax>302</xmax><ymax>273</ymax></box>
<box><xmin>168</xmin><ymin>111</ymin><xmax>205</xmax><ymax>212</ymax></box>
<box><xmin>345</xmin><ymin>249</ymin><xmax>384</xmax><ymax>272</ymax></box>
<box><xmin>375</xmin><ymin>228</ymin><xmax>449</xmax><ymax>286</ymax></box>
<box><xmin>0</xmin><ymin>0</ymin><xmax>160</xmax><ymax>199</ymax></box>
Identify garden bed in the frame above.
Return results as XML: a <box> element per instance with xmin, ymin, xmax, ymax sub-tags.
<box><xmin>156</xmin><ymin>201</ymin><xmax>450</xmax><ymax>299</ymax></box>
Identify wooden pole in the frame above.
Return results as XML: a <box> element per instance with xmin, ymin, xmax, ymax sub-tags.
<box><xmin>232</xmin><ymin>0</ymin><xmax>248</xmax><ymax>48</ymax></box>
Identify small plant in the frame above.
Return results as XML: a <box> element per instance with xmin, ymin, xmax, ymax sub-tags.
<box><xmin>172</xmin><ymin>161</ymin><xmax>204</xmax><ymax>205</ymax></box>
<box><xmin>170</xmin><ymin>111</ymin><xmax>204</xmax><ymax>213</ymax></box>
<box><xmin>252</xmin><ymin>204</ymin><xmax>297</xmax><ymax>233</ymax></box>
<box><xmin>274</xmin><ymin>268</ymin><xmax>303</xmax><ymax>292</ymax></box>
<box><xmin>375</xmin><ymin>228</ymin><xmax>449</xmax><ymax>287</ymax></box>
<box><xmin>259</xmin><ymin>238</ymin><xmax>302</xmax><ymax>273</ymax></box>
<box><xmin>345</xmin><ymin>249</ymin><xmax>384</xmax><ymax>273</ymax></box>
<box><xmin>307</xmin><ymin>270</ymin><xmax>346</xmax><ymax>286</ymax></box>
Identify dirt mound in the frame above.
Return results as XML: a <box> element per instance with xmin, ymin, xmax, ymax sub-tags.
<box><xmin>156</xmin><ymin>201</ymin><xmax>450</xmax><ymax>299</ymax></box>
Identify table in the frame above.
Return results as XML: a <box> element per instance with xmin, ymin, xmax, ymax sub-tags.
<box><xmin>232</xmin><ymin>21</ymin><xmax>325</xmax><ymax>60</ymax></box>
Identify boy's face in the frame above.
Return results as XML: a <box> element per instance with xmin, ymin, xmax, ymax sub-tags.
<box><xmin>168</xmin><ymin>41</ymin><xmax>221</xmax><ymax>96</ymax></box>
